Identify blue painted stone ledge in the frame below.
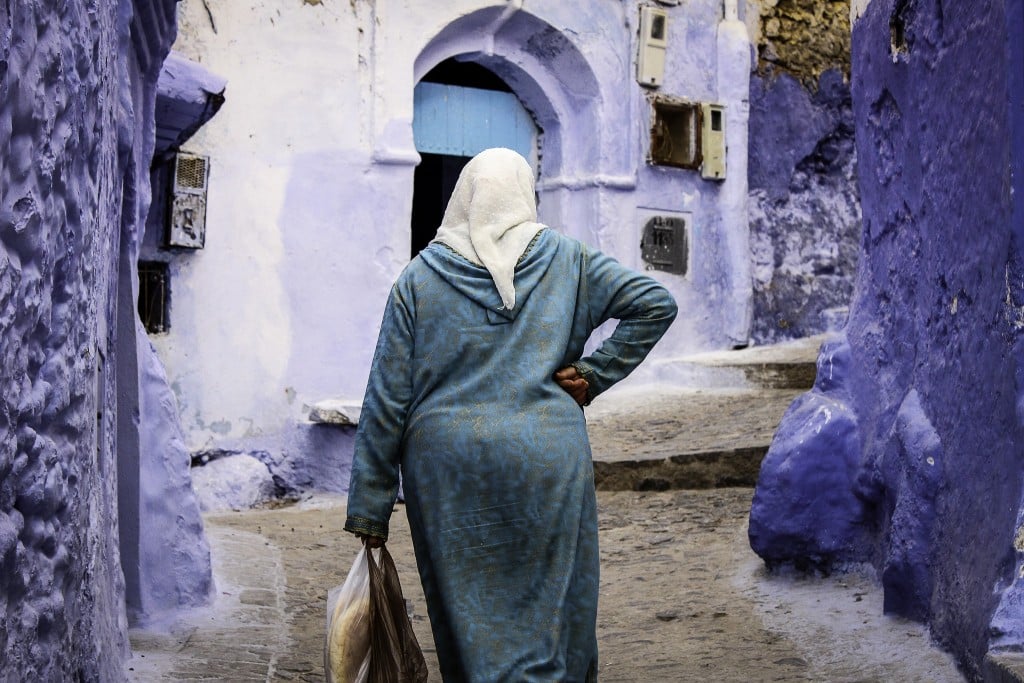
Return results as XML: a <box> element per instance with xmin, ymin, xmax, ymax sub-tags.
<box><xmin>748</xmin><ymin>334</ymin><xmax>870</xmax><ymax>570</ymax></box>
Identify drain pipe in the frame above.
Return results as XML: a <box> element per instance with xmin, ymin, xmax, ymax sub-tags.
<box><xmin>718</xmin><ymin>0</ymin><xmax>753</xmax><ymax>346</ymax></box>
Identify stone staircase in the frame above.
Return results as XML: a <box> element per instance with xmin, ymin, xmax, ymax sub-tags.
<box><xmin>586</xmin><ymin>335</ymin><xmax>824</xmax><ymax>491</ymax></box>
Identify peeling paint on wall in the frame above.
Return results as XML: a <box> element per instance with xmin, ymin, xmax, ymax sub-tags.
<box><xmin>747</xmin><ymin>0</ymin><xmax>860</xmax><ymax>344</ymax></box>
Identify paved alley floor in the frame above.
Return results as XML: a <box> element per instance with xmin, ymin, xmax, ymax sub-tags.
<box><xmin>129</xmin><ymin>489</ymin><xmax>964</xmax><ymax>682</ymax></box>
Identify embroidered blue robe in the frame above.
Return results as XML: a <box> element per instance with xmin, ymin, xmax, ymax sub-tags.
<box><xmin>345</xmin><ymin>229</ymin><xmax>677</xmax><ymax>682</ymax></box>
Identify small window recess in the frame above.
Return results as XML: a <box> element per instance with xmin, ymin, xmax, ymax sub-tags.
<box><xmin>890</xmin><ymin>0</ymin><xmax>910</xmax><ymax>57</ymax></box>
<box><xmin>138</xmin><ymin>261</ymin><xmax>170</xmax><ymax>334</ymax></box>
<box><xmin>649</xmin><ymin>97</ymin><xmax>702</xmax><ymax>169</ymax></box>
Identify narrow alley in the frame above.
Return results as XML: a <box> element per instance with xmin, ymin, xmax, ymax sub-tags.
<box><xmin>127</xmin><ymin>347</ymin><xmax>964</xmax><ymax>682</ymax></box>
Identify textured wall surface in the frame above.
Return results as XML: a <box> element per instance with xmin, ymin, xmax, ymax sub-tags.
<box><xmin>1</xmin><ymin>1</ymin><xmax>131</xmax><ymax>678</ymax></box>
<box><xmin>120</xmin><ymin>29</ymin><xmax>213</xmax><ymax>625</ymax></box>
<box><xmin>1</xmin><ymin>0</ymin><xmax>196</xmax><ymax>678</ymax></box>
<box><xmin>750</xmin><ymin>0</ymin><xmax>1024</xmax><ymax>678</ymax></box>
<box><xmin>747</xmin><ymin>0</ymin><xmax>861</xmax><ymax>344</ymax></box>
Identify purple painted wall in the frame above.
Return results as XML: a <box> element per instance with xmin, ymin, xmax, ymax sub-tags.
<box><xmin>750</xmin><ymin>0</ymin><xmax>1024</xmax><ymax>678</ymax></box>
<box><xmin>748</xmin><ymin>69</ymin><xmax>861</xmax><ymax>342</ymax></box>
<box><xmin>746</xmin><ymin>0</ymin><xmax>861</xmax><ymax>344</ymax></box>
<box><xmin>122</xmin><ymin>46</ymin><xmax>215</xmax><ymax>625</ymax></box>
<box><xmin>1</xmin><ymin>0</ymin><xmax>209</xmax><ymax>677</ymax></box>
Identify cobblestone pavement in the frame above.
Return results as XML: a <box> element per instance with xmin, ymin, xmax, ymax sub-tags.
<box><xmin>129</xmin><ymin>365</ymin><xmax>966</xmax><ymax>682</ymax></box>
<box><xmin>129</xmin><ymin>489</ymin><xmax>964</xmax><ymax>682</ymax></box>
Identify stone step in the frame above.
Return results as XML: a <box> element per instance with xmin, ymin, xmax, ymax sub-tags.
<box><xmin>985</xmin><ymin>653</ymin><xmax>1024</xmax><ymax>683</ymax></box>
<box><xmin>586</xmin><ymin>386</ymin><xmax>805</xmax><ymax>491</ymax></box>
<box><xmin>593</xmin><ymin>445</ymin><xmax>769</xmax><ymax>491</ymax></box>
<box><xmin>636</xmin><ymin>334</ymin><xmax>825</xmax><ymax>391</ymax></box>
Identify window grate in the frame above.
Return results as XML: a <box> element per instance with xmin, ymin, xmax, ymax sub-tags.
<box><xmin>176</xmin><ymin>155</ymin><xmax>207</xmax><ymax>190</ymax></box>
<box><xmin>138</xmin><ymin>261</ymin><xmax>170</xmax><ymax>334</ymax></box>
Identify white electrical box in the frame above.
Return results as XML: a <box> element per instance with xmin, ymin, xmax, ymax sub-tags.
<box><xmin>701</xmin><ymin>103</ymin><xmax>726</xmax><ymax>180</ymax></box>
<box><xmin>166</xmin><ymin>152</ymin><xmax>210</xmax><ymax>248</ymax></box>
<box><xmin>637</xmin><ymin>7</ymin><xmax>668</xmax><ymax>87</ymax></box>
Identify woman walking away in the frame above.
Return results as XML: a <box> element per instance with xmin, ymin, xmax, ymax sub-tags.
<box><xmin>345</xmin><ymin>147</ymin><xmax>677</xmax><ymax>682</ymax></box>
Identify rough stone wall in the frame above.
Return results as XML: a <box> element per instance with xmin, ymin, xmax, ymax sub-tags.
<box><xmin>1</xmin><ymin>0</ymin><xmax>183</xmax><ymax>678</ymax></box>
<box><xmin>747</xmin><ymin>0</ymin><xmax>861</xmax><ymax>344</ymax></box>
<box><xmin>750</xmin><ymin>0</ymin><xmax>1024</xmax><ymax>678</ymax></box>
<box><xmin>756</xmin><ymin>0</ymin><xmax>851</xmax><ymax>86</ymax></box>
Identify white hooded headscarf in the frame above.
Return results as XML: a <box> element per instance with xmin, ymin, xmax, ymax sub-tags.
<box><xmin>431</xmin><ymin>147</ymin><xmax>546</xmax><ymax>310</ymax></box>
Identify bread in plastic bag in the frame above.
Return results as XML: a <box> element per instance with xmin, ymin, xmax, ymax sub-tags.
<box><xmin>325</xmin><ymin>547</ymin><xmax>371</xmax><ymax>683</ymax></box>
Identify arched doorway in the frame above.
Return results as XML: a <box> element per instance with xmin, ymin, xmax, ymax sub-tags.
<box><xmin>410</xmin><ymin>58</ymin><xmax>539</xmax><ymax>258</ymax></box>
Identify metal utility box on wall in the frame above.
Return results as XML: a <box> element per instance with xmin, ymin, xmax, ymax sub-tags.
<box><xmin>637</xmin><ymin>6</ymin><xmax>668</xmax><ymax>87</ymax></box>
<box><xmin>166</xmin><ymin>152</ymin><xmax>209</xmax><ymax>249</ymax></box>
<box><xmin>649</xmin><ymin>97</ymin><xmax>702</xmax><ymax>169</ymax></box>
<box><xmin>701</xmin><ymin>103</ymin><xmax>726</xmax><ymax>180</ymax></box>
<box><xmin>638</xmin><ymin>208</ymin><xmax>690</xmax><ymax>276</ymax></box>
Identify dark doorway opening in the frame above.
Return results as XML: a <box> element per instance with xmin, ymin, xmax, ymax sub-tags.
<box><xmin>411</xmin><ymin>153</ymin><xmax>471</xmax><ymax>258</ymax></box>
<box><xmin>421</xmin><ymin>59</ymin><xmax>513</xmax><ymax>92</ymax></box>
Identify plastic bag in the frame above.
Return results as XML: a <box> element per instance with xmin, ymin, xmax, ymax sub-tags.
<box><xmin>366</xmin><ymin>546</ymin><xmax>429</xmax><ymax>683</ymax></box>
<box><xmin>325</xmin><ymin>547</ymin><xmax>372</xmax><ymax>683</ymax></box>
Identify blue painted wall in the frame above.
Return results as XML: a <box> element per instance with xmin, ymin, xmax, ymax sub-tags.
<box><xmin>1</xmin><ymin>0</ymin><xmax>201</xmax><ymax>677</ymax></box>
<box><xmin>746</xmin><ymin>0</ymin><xmax>861</xmax><ymax>344</ymax></box>
<box><xmin>748</xmin><ymin>69</ymin><xmax>860</xmax><ymax>342</ymax></box>
<box><xmin>750</xmin><ymin>0</ymin><xmax>1024</xmax><ymax>678</ymax></box>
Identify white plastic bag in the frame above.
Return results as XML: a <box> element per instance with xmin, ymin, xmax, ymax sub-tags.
<box><xmin>325</xmin><ymin>547</ymin><xmax>372</xmax><ymax>683</ymax></box>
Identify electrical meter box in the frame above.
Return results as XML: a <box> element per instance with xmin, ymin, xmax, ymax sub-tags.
<box><xmin>166</xmin><ymin>152</ymin><xmax>210</xmax><ymax>249</ymax></box>
<box><xmin>638</xmin><ymin>208</ymin><xmax>690</xmax><ymax>276</ymax></box>
<box><xmin>700</xmin><ymin>103</ymin><xmax>726</xmax><ymax>180</ymax></box>
<box><xmin>637</xmin><ymin>7</ymin><xmax>668</xmax><ymax>87</ymax></box>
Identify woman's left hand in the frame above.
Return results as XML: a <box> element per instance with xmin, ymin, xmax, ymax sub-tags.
<box><xmin>554</xmin><ymin>366</ymin><xmax>589</xmax><ymax>406</ymax></box>
<box><xmin>356</xmin><ymin>533</ymin><xmax>385</xmax><ymax>548</ymax></box>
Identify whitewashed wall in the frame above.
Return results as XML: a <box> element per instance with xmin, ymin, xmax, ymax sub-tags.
<box><xmin>167</xmin><ymin>0</ymin><xmax>751</xmax><ymax>452</ymax></box>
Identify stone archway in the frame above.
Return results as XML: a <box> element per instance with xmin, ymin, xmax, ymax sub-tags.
<box><xmin>412</xmin><ymin>7</ymin><xmax>627</xmax><ymax>242</ymax></box>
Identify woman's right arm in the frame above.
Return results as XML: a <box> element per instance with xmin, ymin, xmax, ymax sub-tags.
<box><xmin>344</xmin><ymin>284</ymin><xmax>415</xmax><ymax>543</ymax></box>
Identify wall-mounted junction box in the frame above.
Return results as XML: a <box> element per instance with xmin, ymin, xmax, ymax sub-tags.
<box><xmin>649</xmin><ymin>97</ymin><xmax>701</xmax><ymax>169</ymax></box>
<box><xmin>701</xmin><ymin>103</ymin><xmax>726</xmax><ymax>180</ymax></box>
<box><xmin>637</xmin><ymin>6</ymin><xmax>668</xmax><ymax>87</ymax></box>
<box><xmin>166</xmin><ymin>152</ymin><xmax>210</xmax><ymax>249</ymax></box>
<box><xmin>638</xmin><ymin>208</ymin><xmax>690</xmax><ymax>276</ymax></box>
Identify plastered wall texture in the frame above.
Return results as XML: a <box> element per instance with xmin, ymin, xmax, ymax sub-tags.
<box><xmin>750</xmin><ymin>0</ymin><xmax>1024</xmax><ymax>678</ymax></box>
<box><xmin>1</xmin><ymin>2</ymin><xmax>129</xmax><ymax>678</ymax></box>
<box><xmin>1</xmin><ymin>0</ymin><xmax>208</xmax><ymax>678</ymax></box>
<box><xmin>747</xmin><ymin>0</ymin><xmax>861</xmax><ymax>344</ymax></box>
<box><xmin>167</xmin><ymin>0</ymin><xmax>752</xmax><ymax>487</ymax></box>
<box><xmin>121</xmin><ymin>40</ymin><xmax>213</xmax><ymax>626</ymax></box>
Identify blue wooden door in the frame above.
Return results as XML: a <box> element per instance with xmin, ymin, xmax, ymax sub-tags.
<box><xmin>410</xmin><ymin>82</ymin><xmax>538</xmax><ymax>257</ymax></box>
<box><xmin>413</xmin><ymin>82</ymin><xmax>536</xmax><ymax>164</ymax></box>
